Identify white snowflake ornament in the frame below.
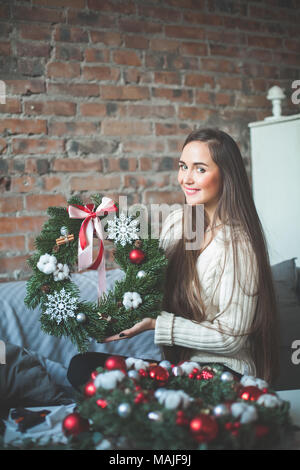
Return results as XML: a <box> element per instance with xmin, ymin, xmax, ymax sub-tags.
<box><xmin>44</xmin><ymin>288</ymin><xmax>77</xmax><ymax>324</ymax></box>
<box><xmin>122</xmin><ymin>292</ymin><xmax>142</xmax><ymax>310</ymax></box>
<box><xmin>106</xmin><ymin>212</ymin><xmax>140</xmax><ymax>247</ymax></box>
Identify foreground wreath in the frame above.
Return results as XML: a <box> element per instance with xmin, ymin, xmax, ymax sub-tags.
<box><xmin>25</xmin><ymin>194</ymin><xmax>168</xmax><ymax>351</ymax></box>
<box><xmin>62</xmin><ymin>356</ymin><xmax>293</xmax><ymax>450</ymax></box>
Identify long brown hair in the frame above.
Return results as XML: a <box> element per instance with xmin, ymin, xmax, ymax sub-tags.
<box><xmin>162</xmin><ymin>128</ymin><xmax>279</xmax><ymax>384</ymax></box>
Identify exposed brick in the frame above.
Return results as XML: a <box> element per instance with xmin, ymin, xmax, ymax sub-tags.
<box><xmin>165</xmin><ymin>25</ymin><xmax>205</xmax><ymax>40</ymax></box>
<box><xmin>0</xmin><ymin>256</ymin><xmax>30</xmax><ymax>274</ymax></box>
<box><xmin>90</xmin><ymin>31</ymin><xmax>122</xmax><ymax>46</ymax></box>
<box><xmin>0</xmin><ymin>216</ymin><xmax>47</xmax><ymax>234</ymax></box>
<box><xmin>5</xmin><ymin>80</ymin><xmax>45</xmax><ymax>95</ymax></box>
<box><xmin>24</xmin><ymin>100</ymin><xmax>76</xmax><ymax>116</ymax></box>
<box><xmin>100</xmin><ymin>85</ymin><xmax>150</xmax><ymax>101</ymax></box>
<box><xmin>55</xmin><ymin>44</ymin><xmax>84</xmax><ymax>61</ymax></box>
<box><xmin>33</xmin><ymin>0</ymin><xmax>85</xmax><ymax>7</ymax></box>
<box><xmin>125</xmin><ymin>104</ymin><xmax>175</xmax><ymax>119</ymax></box>
<box><xmin>119</xmin><ymin>18</ymin><xmax>163</xmax><ymax>35</ymax></box>
<box><xmin>180</xmin><ymin>42</ymin><xmax>208</xmax><ymax>56</ymax></box>
<box><xmin>124</xmin><ymin>35</ymin><xmax>149</xmax><ymax>50</ymax></box>
<box><xmin>113</xmin><ymin>50</ymin><xmax>142</xmax><ymax>67</ymax></box>
<box><xmin>155</xmin><ymin>123</ymin><xmax>193</xmax><ymax>136</ymax></box>
<box><xmin>54</xmin><ymin>25</ymin><xmax>88</xmax><ymax>43</ymax></box>
<box><xmin>178</xmin><ymin>106</ymin><xmax>214</xmax><ymax>120</ymax></box>
<box><xmin>0</xmin><ymin>196</ymin><xmax>23</xmax><ymax>213</ymax></box>
<box><xmin>42</xmin><ymin>175</ymin><xmax>62</xmax><ymax>191</ymax></box>
<box><xmin>26</xmin><ymin>194</ymin><xmax>66</xmax><ymax>211</ymax></box>
<box><xmin>87</xmin><ymin>0</ymin><xmax>135</xmax><ymax>15</ymax></box>
<box><xmin>11</xmin><ymin>175</ymin><xmax>37</xmax><ymax>193</ymax></box>
<box><xmin>70</xmin><ymin>175</ymin><xmax>121</xmax><ymax>191</ymax></box>
<box><xmin>152</xmin><ymin>88</ymin><xmax>193</xmax><ymax>103</ymax></box>
<box><xmin>67</xmin><ymin>9</ymin><xmax>117</xmax><ymax>28</ymax></box>
<box><xmin>0</xmin><ymin>236</ymin><xmax>25</xmax><ymax>252</ymax></box>
<box><xmin>18</xmin><ymin>24</ymin><xmax>52</xmax><ymax>41</ymax></box>
<box><xmin>48</xmin><ymin>121</ymin><xmax>98</xmax><ymax>137</ymax></box>
<box><xmin>85</xmin><ymin>48</ymin><xmax>110</xmax><ymax>63</ymax></box>
<box><xmin>150</xmin><ymin>39</ymin><xmax>180</xmax><ymax>53</ymax></box>
<box><xmin>154</xmin><ymin>71</ymin><xmax>181</xmax><ymax>85</ymax></box>
<box><xmin>102</xmin><ymin>120</ymin><xmax>152</xmax><ymax>136</ymax></box>
<box><xmin>0</xmin><ymin>119</ymin><xmax>46</xmax><ymax>135</ymax></box>
<box><xmin>184</xmin><ymin>73</ymin><xmax>215</xmax><ymax>88</ymax></box>
<box><xmin>0</xmin><ymin>99</ymin><xmax>22</xmax><ymax>114</ymax></box>
<box><xmin>47</xmin><ymin>62</ymin><xmax>81</xmax><ymax>79</ymax></box>
<box><xmin>16</xmin><ymin>42</ymin><xmax>51</xmax><ymax>58</ymax></box>
<box><xmin>47</xmin><ymin>83</ymin><xmax>100</xmax><ymax>97</ymax></box>
<box><xmin>52</xmin><ymin>158</ymin><xmax>103</xmax><ymax>172</ymax></box>
<box><xmin>0</xmin><ymin>42</ymin><xmax>11</xmax><ymax>56</ymax></box>
<box><xmin>12</xmin><ymin>139</ymin><xmax>65</xmax><ymax>154</ymax></box>
<box><xmin>82</xmin><ymin>66</ymin><xmax>120</xmax><ymax>81</ymax></box>
<box><xmin>79</xmin><ymin>103</ymin><xmax>107</xmax><ymax>117</ymax></box>
<box><xmin>13</xmin><ymin>5</ymin><xmax>65</xmax><ymax>23</ymax></box>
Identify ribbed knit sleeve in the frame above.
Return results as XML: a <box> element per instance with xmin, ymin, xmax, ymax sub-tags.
<box><xmin>154</xmin><ymin>238</ymin><xmax>259</xmax><ymax>356</ymax></box>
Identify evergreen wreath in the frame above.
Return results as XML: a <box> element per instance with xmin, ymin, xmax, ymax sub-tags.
<box><xmin>25</xmin><ymin>194</ymin><xmax>168</xmax><ymax>352</ymax></box>
<box><xmin>62</xmin><ymin>357</ymin><xmax>294</xmax><ymax>451</ymax></box>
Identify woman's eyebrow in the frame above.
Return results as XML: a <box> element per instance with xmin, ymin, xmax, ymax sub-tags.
<box><xmin>178</xmin><ymin>160</ymin><xmax>209</xmax><ymax>166</ymax></box>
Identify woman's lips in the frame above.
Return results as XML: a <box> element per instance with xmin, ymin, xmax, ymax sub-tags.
<box><xmin>184</xmin><ymin>186</ymin><xmax>201</xmax><ymax>195</ymax></box>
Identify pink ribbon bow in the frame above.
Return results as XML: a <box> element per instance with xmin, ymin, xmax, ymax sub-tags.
<box><xmin>68</xmin><ymin>197</ymin><xmax>117</xmax><ymax>298</ymax></box>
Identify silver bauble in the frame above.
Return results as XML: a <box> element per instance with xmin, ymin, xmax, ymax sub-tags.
<box><xmin>220</xmin><ymin>371</ymin><xmax>234</xmax><ymax>382</ymax></box>
<box><xmin>136</xmin><ymin>270</ymin><xmax>146</xmax><ymax>279</ymax></box>
<box><xmin>60</xmin><ymin>226</ymin><xmax>69</xmax><ymax>236</ymax></box>
<box><xmin>213</xmin><ymin>404</ymin><xmax>230</xmax><ymax>417</ymax></box>
<box><xmin>118</xmin><ymin>403</ymin><xmax>131</xmax><ymax>418</ymax></box>
<box><xmin>76</xmin><ymin>313</ymin><xmax>86</xmax><ymax>323</ymax></box>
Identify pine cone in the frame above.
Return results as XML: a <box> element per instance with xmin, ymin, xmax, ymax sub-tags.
<box><xmin>134</xmin><ymin>240</ymin><xmax>143</xmax><ymax>248</ymax></box>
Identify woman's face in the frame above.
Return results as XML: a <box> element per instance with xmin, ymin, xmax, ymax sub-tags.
<box><xmin>177</xmin><ymin>140</ymin><xmax>222</xmax><ymax>209</ymax></box>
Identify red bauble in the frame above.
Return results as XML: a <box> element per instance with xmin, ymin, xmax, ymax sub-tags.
<box><xmin>62</xmin><ymin>412</ymin><xmax>90</xmax><ymax>437</ymax></box>
<box><xmin>96</xmin><ymin>398</ymin><xmax>108</xmax><ymax>408</ymax></box>
<box><xmin>190</xmin><ymin>414</ymin><xmax>218</xmax><ymax>443</ymax></box>
<box><xmin>149</xmin><ymin>365</ymin><xmax>169</xmax><ymax>383</ymax></box>
<box><xmin>239</xmin><ymin>386</ymin><xmax>264</xmax><ymax>402</ymax></box>
<box><xmin>129</xmin><ymin>248</ymin><xmax>146</xmax><ymax>264</ymax></box>
<box><xmin>104</xmin><ymin>355</ymin><xmax>127</xmax><ymax>374</ymax></box>
<box><xmin>84</xmin><ymin>381</ymin><xmax>96</xmax><ymax>398</ymax></box>
<box><xmin>91</xmin><ymin>370</ymin><xmax>98</xmax><ymax>380</ymax></box>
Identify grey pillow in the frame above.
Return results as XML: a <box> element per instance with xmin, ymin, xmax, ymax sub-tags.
<box><xmin>0</xmin><ymin>343</ymin><xmax>73</xmax><ymax>413</ymax></box>
<box><xmin>271</xmin><ymin>258</ymin><xmax>298</xmax><ymax>291</ymax></box>
<box><xmin>273</xmin><ymin>280</ymin><xmax>300</xmax><ymax>390</ymax></box>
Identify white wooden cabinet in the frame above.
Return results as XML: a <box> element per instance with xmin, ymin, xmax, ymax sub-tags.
<box><xmin>249</xmin><ymin>114</ymin><xmax>300</xmax><ymax>268</ymax></box>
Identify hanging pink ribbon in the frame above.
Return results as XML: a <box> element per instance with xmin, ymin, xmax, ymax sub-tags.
<box><xmin>68</xmin><ymin>197</ymin><xmax>117</xmax><ymax>298</ymax></box>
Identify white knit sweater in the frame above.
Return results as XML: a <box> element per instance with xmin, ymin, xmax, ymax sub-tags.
<box><xmin>154</xmin><ymin>209</ymin><xmax>259</xmax><ymax>376</ymax></box>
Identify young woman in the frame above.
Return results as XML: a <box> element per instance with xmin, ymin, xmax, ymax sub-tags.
<box><xmin>67</xmin><ymin>128</ymin><xmax>279</xmax><ymax>389</ymax></box>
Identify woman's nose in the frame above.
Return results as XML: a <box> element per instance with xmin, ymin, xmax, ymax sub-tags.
<box><xmin>183</xmin><ymin>169</ymin><xmax>194</xmax><ymax>184</ymax></box>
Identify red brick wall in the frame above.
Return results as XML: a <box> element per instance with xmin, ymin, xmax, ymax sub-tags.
<box><xmin>0</xmin><ymin>0</ymin><xmax>299</xmax><ymax>281</ymax></box>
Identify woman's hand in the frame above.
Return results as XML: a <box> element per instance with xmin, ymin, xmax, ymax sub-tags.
<box><xmin>102</xmin><ymin>317</ymin><xmax>156</xmax><ymax>343</ymax></box>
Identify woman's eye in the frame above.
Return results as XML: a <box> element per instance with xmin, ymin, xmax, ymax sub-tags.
<box><xmin>197</xmin><ymin>167</ymin><xmax>205</xmax><ymax>173</ymax></box>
